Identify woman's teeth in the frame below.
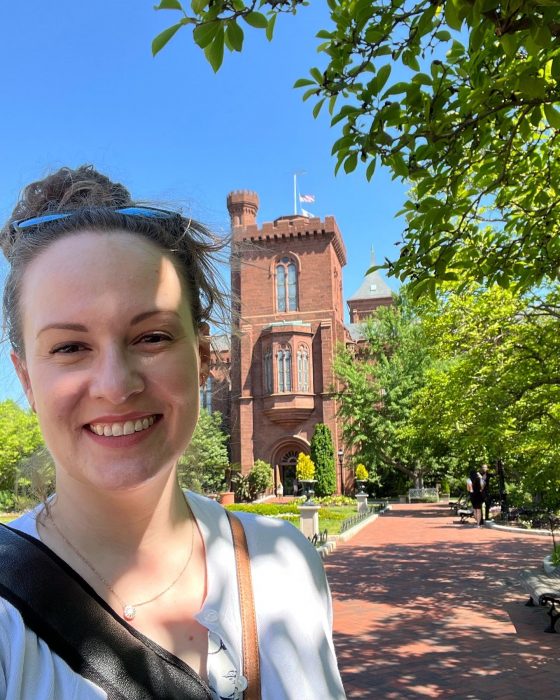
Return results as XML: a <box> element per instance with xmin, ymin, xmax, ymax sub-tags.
<box><xmin>89</xmin><ymin>415</ymin><xmax>156</xmax><ymax>437</ymax></box>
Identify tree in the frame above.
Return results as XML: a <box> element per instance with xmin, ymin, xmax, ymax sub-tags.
<box><xmin>153</xmin><ymin>0</ymin><xmax>560</xmax><ymax>292</ymax></box>
<box><xmin>0</xmin><ymin>400</ymin><xmax>43</xmax><ymax>493</ymax></box>
<box><xmin>411</xmin><ymin>285</ymin><xmax>560</xmax><ymax>506</ymax></box>
<box><xmin>310</xmin><ymin>423</ymin><xmax>337</xmax><ymax>496</ymax></box>
<box><xmin>177</xmin><ymin>409</ymin><xmax>229</xmax><ymax>493</ymax></box>
<box><xmin>334</xmin><ymin>294</ymin><xmax>440</xmax><ymax>490</ymax></box>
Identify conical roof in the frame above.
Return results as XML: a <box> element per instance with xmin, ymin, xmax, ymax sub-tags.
<box><xmin>348</xmin><ymin>248</ymin><xmax>393</xmax><ymax>301</ymax></box>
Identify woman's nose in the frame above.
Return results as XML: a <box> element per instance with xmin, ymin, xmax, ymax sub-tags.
<box><xmin>89</xmin><ymin>347</ymin><xmax>145</xmax><ymax>404</ymax></box>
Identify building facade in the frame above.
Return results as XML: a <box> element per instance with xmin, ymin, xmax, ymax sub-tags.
<box><xmin>206</xmin><ymin>191</ymin><xmax>392</xmax><ymax>494</ymax></box>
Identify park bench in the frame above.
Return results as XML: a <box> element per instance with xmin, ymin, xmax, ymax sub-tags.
<box><xmin>449</xmin><ymin>493</ymin><xmax>469</xmax><ymax>514</ymax></box>
<box><xmin>521</xmin><ymin>567</ymin><xmax>560</xmax><ymax>633</ymax></box>
<box><xmin>456</xmin><ymin>507</ymin><xmax>474</xmax><ymax>523</ymax></box>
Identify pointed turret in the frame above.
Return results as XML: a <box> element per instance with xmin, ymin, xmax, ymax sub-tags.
<box><xmin>347</xmin><ymin>247</ymin><xmax>393</xmax><ymax>323</ymax></box>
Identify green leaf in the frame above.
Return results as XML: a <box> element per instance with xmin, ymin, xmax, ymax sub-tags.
<box><xmin>544</xmin><ymin>103</ymin><xmax>560</xmax><ymax>130</ymax></box>
<box><xmin>266</xmin><ymin>14</ymin><xmax>276</xmax><ymax>42</ymax></box>
<box><xmin>191</xmin><ymin>0</ymin><xmax>206</xmax><ymax>14</ymax></box>
<box><xmin>152</xmin><ymin>22</ymin><xmax>184</xmax><ymax>56</ymax></box>
<box><xmin>226</xmin><ymin>20</ymin><xmax>244</xmax><ymax>52</ymax></box>
<box><xmin>376</xmin><ymin>64</ymin><xmax>392</xmax><ymax>94</ymax></box>
<box><xmin>204</xmin><ymin>27</ymin><xmax>225</xmax><ymax>72</ymax></box>
<box><xmin>313</xmin><ymin>98</ymin><xmax>325</xmax><ymax>118</ymax></box>
<box><xmin>243</xmin><ymin>11</ymin><xmax>268</xmax><ymax>29</ymax></box>
<box><xmin>193</xmin><ymin>21</ymin><xmax>220</xmax><ymax>49</ymax></box>
<box><xmin>154</xmin><ymin>0</ymin><xmax>183</xmax><ymax>9</ymax></box>
<box><xmin>344</xmin><ymin>152</ymin><xmax>358</xmax><ymax>174</ymax></box>
<box><xmin>366</xmin><ymin>158</ymin><xmax>376</xmax><ymax>181</ymax></box>
<box><xmin>293</xmin><ymin>78</ymin><xmax>315</xmax><ymax>88</ymax></box>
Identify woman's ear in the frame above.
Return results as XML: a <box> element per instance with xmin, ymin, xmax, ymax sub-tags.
<box><xmin>198</xmin><ymin>322</ymin><xmax>211</xmax><ymax>386</ymax></box>
<box><xmin>10</xmin><ymin>351</ymin><xmax>35</xmax><ymax>411</ymax></box>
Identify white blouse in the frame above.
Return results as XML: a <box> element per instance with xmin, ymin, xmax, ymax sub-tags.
<box><xmin>1</xmin><ymin>492</ymin><xmax>346</xmax><ymax>699</ymax></box>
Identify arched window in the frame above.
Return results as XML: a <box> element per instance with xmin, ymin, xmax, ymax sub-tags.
<box><xmin>199</xmin><ymin>375</ymin><xmax>212</xmax><ymax>413</ymax></box>
<box><xmin>297</xmin><ymin>345</ymin><xmax>310</xmax><ymax>392</ymax></box>
<box><xmin>277</xmin><ymin>345</ymin><xmax>292</xmax><ymax>392</ymax></box>
<box><xmin>263</xmin><ymin>347</ymin><xmax>273</xmax><ymax>394</ymax></box>
<box><xmin>276</xmin><ymin>257</ymin><xmax>298</xmax><ymax>312</ymax></box>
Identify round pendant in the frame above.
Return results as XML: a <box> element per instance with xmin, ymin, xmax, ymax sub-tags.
<box><xmin>123</xmin><ymin>605</ymin><xmax>136</xmax><ymax>621</ymax></box>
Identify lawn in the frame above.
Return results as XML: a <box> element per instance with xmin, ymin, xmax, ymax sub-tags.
<box><xmin>226</xmin><ymin>503</ymin><xmax>361</xmax><ymax>536</ymax></box>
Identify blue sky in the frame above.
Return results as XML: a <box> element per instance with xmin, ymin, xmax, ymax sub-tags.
<box><xmin>0</xmin><ymin>1</ymin><xmax>405</xmax><ymax>403</ymax></box>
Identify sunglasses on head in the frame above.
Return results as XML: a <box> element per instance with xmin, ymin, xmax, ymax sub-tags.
<box><xmin>11</xmin><ymin>206</ymin><xmax>179</xmax><ymax>233</ymax></box>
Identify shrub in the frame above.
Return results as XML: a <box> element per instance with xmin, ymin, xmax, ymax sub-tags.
<box><xmin>310</xmin><ymin>424</ymin><xmax>336</xmax><ymax>497</ymax></box>
<box><xmin>314</xmin><ymin>495</ymin><xmax>356</xmax><ymax>506</ymax></box>
<box><xmin>248</xmin><ymin>460</ymin><xmax>273</xmax><ymax>498</ymax></box>
<box><xmin>296</xmin><ymin>453</ymin><xmax>315</xmax><ymax>482</ymax></box>
<box><xmin>355</xmin><ymin>464</ymin><xmax>369</xmax><ymax>481</ymax></box>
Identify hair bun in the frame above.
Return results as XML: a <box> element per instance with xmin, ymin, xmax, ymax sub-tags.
<box><xmin>1</xmin><ymin>165</ymin><xmax>132</xmax><ymax>257</ymax></box>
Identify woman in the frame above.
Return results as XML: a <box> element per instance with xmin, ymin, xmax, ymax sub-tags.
<box><xmin>0</xmin><ymin>166</ymin><xmax>346</xmax><ymax>699</ymax></box>
<box><xmin>468</xmin><ymin>468</ymin><xmax>484</xmax><ymax>527</ymax></box>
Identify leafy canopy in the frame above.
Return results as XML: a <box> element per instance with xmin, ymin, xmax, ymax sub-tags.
<box><xmin>153</xmin><ymin>0</ymin><xmax>560</xmax><ymax>292</ymax></box>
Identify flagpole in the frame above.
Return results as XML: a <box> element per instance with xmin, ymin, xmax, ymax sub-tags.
<box><xmin>293</xmin><ymin>173</ymin><xmax>297</xmax><ymax>215</ymax></box>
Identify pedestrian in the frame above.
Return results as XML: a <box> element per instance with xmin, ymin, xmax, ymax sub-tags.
<box><xmin>481</xmin><ymin>464</ymin><xmax>492</xmax><ymax>520</ymax></box>
<box><xmin>469</xmin><ymin>468</ymin><xmax>485</xmax><ymax>526</ymax></box>
<box><xmin>0</xmin><ymin>165</ymin><xmax>346</xmax><ymax>699</ymax></box>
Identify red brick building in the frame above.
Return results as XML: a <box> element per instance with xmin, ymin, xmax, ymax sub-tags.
<box><xmin>205</xmin><ymin>191</ymin><xmax>392</xmax><ymax>494</ymax></box>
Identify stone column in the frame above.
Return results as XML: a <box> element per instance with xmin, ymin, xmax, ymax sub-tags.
<box><xmin>299</xmin><ymin>504</ymin><xmax>320</xmax><ymax>539</ymax></box>
<box><xmin>356</xmin><ymin>493</ymin><xmax>368</xmax><ymax>514</ymax></box>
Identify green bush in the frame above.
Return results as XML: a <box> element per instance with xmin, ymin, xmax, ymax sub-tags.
<box><xmin>310</xmin><ymin>424</ymin><xmax>336</xmax><ymax>497</ymax></box>
<box><xmin>248</xmin><ymin>460</ymin><xmax>273</xmax><ymax>498</ymax></box>
<box><xmin>0</xmin><ymin>490</ymin><xmax>16</xmax><ymax>512</ymax></box>
<box><xmin>226</xmin><ymin>503</ymin><xmax>300</xmax><ymax>515</ymax></box>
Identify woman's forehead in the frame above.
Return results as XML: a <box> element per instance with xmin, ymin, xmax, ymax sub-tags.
<box><xmin>20</xmin><ymin>230</ymin><xmax>192</xmax><ymax>328</ymax></box>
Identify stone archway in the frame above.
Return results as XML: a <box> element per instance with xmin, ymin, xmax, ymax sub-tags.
<box><xmin>271</xmin><ymin>440</ymin><xmax>310</xmax><ymax>496</ymax></box>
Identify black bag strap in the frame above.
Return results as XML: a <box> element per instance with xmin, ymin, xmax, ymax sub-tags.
<box><xmin>0</xmin><ymin>524</ymin><xmax>212</xmax><ymax>700</ymax></box>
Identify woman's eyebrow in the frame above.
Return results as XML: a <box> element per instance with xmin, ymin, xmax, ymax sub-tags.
<box><xmin>36</xmin><ymin>322</ymin><xmax>87</xmax><ymax>338</ymax></box>
<box><xmin>36</xmin><ymin>310</ymin><xmax>182</xmax><ymax>338</ymax></box>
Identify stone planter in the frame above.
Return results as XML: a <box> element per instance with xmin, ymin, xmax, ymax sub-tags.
<box><xmin>299</xmin><ymin>480</ymin><xmax>317</xmax><ymax>504</ymax></box>
<box><xmin>219</xmin><ymin>491</ymin><xmax>235</xmax><ymax>506</ymax></box>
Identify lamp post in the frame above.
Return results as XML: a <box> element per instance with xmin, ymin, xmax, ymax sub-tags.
<box><xmin>337</xmin><ymin>449</ymin><xmax>344</xmax><ymax>496</ymax></box>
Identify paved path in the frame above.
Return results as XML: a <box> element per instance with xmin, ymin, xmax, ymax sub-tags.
<box><xmin>326</xmin><ymin>503</ymin><xmax>558</xmax><ymax>699</ymax></box>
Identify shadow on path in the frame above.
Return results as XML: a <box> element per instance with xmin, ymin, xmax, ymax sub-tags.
<box><xmin>327</xmin><ymin>504</ymin><xmax>558</xmax><ymax>699</ymax></box>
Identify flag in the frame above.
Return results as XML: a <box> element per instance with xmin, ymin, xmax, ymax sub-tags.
<box><xmin>299</xmin><ymin>194</ymin><xmax>315</xmax><ymax>203</ymax></box>
<box><xmin>301</xmin><ymin>207</ymin><xmax>314</xmax><ymax>218</ymax></box>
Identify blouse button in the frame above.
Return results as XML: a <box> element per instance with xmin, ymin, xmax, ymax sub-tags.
<box><xmin>235</xmin><ymin>675</ymin><xmax>248</xmax><ymax>692</ymax></box>
<box><xmin>203</xmin><ymin>608</ymin><xmax>219</xmax><ymax>623</ymax></box>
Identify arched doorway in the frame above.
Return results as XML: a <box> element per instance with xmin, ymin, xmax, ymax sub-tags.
<box><xmin>279</xmin><ymin>449</ymin><xmax>299</xmax><ymax>496</ymax></box>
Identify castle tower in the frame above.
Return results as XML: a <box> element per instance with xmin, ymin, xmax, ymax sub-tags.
<box><xmin>226</xmin><ymin>194</ymin><xmax>349</xmax><ymax>494</ymax></box>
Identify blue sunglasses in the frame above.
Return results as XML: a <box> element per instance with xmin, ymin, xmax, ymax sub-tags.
<box><xmin>11</xmin><ymin>206</ymin><xmax>179</xmax><ymax>233</ymax></box>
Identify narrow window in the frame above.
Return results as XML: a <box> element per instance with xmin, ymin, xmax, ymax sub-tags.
<box><xmin>287</xmin><ymin>263</ymin><xmax>297</xmax><ymax>311</ymax></box>
<box><xmin>277</xmin><ymin>345</ymin><xmax>292</xmax><ymax>392</ymax></box>
<box><xmin>297</xmin><ymin>345</ymin><xmax>310</xmax><ymax>392</ymax></box>
<box><xmin>264</xmin><ymin>348</ymin><xmax>273</xmax><ymax>394</ymax></box>
<box><xmin>276</xmin><ymin>265</ymin><xmax>286</xmax><ymax>312</ymax></box>
<box><xmin>275</xmin><ymin>257</ymin><xmax>298</xmax><ymax>313</ymax></box>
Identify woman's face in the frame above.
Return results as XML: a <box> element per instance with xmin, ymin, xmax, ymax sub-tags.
<box><xmin>12</xmin><ymin>230</ymin><xmax>209</xmax><ymax>492</ymax></box>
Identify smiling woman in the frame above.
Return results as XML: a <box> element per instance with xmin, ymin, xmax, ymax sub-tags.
<box><xmin>0</xmin><ymin>165</ymin><xmax>346</xmax><ymax>700</ymax></box>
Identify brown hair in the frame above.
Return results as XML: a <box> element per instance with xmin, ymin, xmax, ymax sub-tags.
<box><xmin>1</xmin><ymin>165</ymin><xmax>228</xmax><ymax>355</ymax></box>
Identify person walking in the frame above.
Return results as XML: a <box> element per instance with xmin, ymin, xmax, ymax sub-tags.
<box><xmin>469</xmin><ymin>468</ymin><xmax>485</xmax><ymax>526</ymax></box>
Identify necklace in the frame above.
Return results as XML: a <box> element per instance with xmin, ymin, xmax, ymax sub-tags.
<box><xmin>48</xmin><ymin>512</ymin><xmax>194</xmax><ymax>621</ymax></box>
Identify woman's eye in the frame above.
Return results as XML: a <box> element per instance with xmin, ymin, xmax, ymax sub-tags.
<box><xmin>51</xmin><ymin>343</ymin><xmax>85</xmax><ymax>354</ymax></box>
<box><xmin>139</xmin><ymin>333</ymin><xmax>172</xmax><ymax>344</ymax></box>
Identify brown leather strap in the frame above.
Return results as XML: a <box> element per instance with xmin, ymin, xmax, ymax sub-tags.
<box><xmin>226</xmin><ymin>511</ymin><xmax>261</xmax><ymax>700</ymax></box>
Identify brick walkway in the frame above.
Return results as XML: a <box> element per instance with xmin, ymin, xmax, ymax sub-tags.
<box><xmin>326</xmin><ymin>503</ymin><xmax>558</xmax><ymax>699</ymax></box>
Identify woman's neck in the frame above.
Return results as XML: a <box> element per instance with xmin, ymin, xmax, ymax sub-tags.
<box><xmin>48</xmin><ymin>467</ymin><xmax>191</xmax><ymax>554</ymax></box>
